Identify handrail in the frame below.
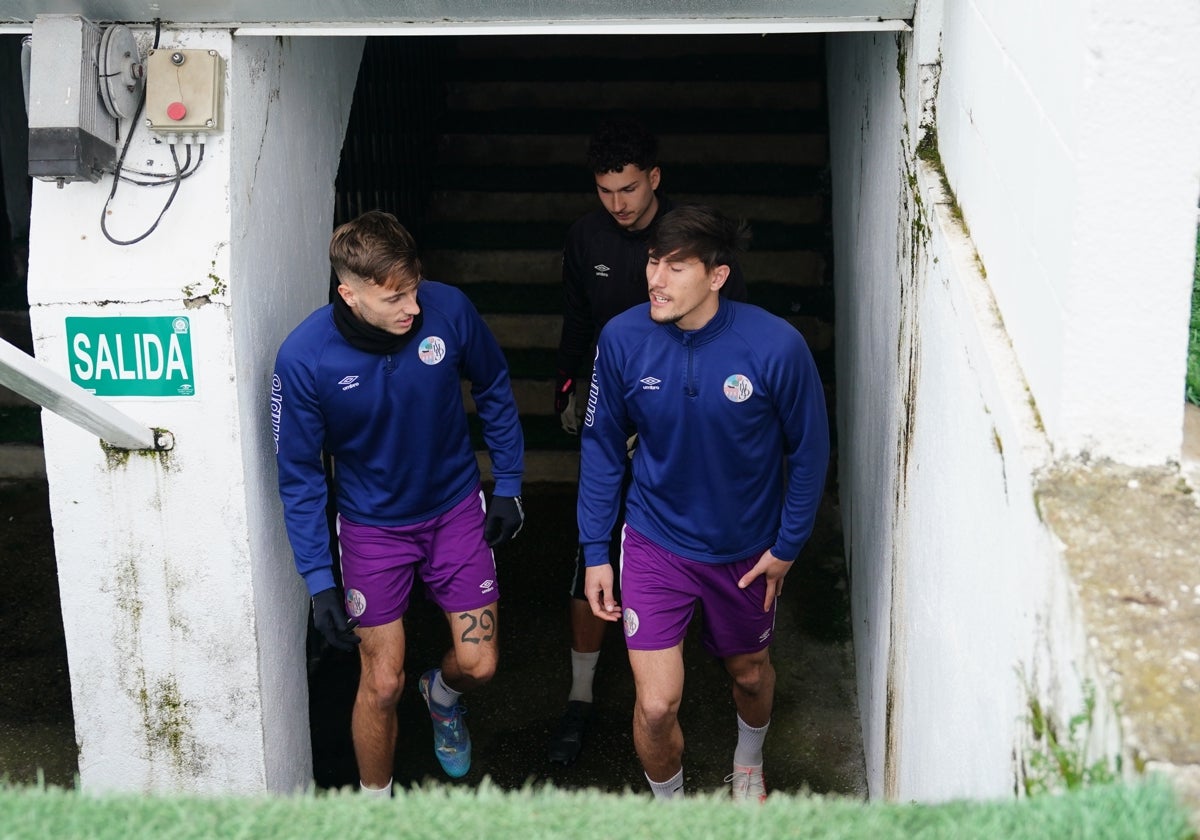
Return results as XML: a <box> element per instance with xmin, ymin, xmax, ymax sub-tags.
<box><xmin>0</xmin><ymin>336</ymin><xmax>169</xmax><ymax>451</ymax></box>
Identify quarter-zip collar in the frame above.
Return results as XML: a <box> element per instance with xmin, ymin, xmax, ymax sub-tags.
<box><xmin>662</xmin><ymin>296</ymin><xmax>735</xmax><ymax>347</ymax></box>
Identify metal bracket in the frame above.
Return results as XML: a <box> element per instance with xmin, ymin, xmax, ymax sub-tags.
<box><xmin>152</xmin><ymin>429</ymin><xmax>175</xmax><ymax>452</ymax></box>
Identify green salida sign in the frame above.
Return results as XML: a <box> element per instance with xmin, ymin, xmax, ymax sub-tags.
<box><xmin>67</xmin><ymin>315</ymin><xmax>196</xmax><ymax>397</ymax></box>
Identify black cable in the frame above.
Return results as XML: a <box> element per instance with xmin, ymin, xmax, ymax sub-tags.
<box><xmin>100</xmin><ymin>19</ymin><xmax>204</xmax><ymax>246</ymax></box>
<box><xmin>119</xmin><ymin>142</ymin><xmax>205</xmax><ymax>186</ymax></box>
<box><xmin>100</xmin><ymin>136</ymin><xmax>183</xmax><ymax>246</ymax></box>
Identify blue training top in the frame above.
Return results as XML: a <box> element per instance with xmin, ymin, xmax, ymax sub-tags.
<box><xmin>273</xmin><ymin>280</ymin><xmax>524</xmax><ymax>595</ymax></box>
<box><xmin>578</xmin><ymin>298</ymin><xmax>828</xmax><ymax>567</ymax></box>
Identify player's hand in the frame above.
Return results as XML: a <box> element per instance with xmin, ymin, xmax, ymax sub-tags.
<box><xmin>560</xmin><ymin>393</ymin><xmax>582</xmax><ymax>435</ymax></box>
<box><xmin>311</xmin><ymin>587</ymin><xmax>361</xmax><ymax>650</ymax></box>
<box><xmin>485</xmin><ymin>494</ymin><xmax>525</xmax><ymax>547</ymax></box>
<box><xmin>555</xmin><ymin>370</ymin><xmax>581</xmax><ymax>435</ymax></box>
<box><xmin>737</xmin><ymin>549</ymin><xmax>793</xmax><ymax>612</ymax></box>
<box><xmin>585</xmin><ymin>564</ymin><xmax>621</xmax><ymax>622</ymax></box>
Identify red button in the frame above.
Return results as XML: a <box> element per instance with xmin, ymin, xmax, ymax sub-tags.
<box><xmin>167</xmin><ymin>101</ymin><xmax>187</xmax><ymax>121</ymax></box>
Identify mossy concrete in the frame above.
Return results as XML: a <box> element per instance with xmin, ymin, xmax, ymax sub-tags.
<box><xmin>1034</xmin><ymin>459</ymin><xmax>1200</xmax><ymax>818</ymax></box>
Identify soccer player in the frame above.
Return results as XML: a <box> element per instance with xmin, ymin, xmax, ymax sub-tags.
<box><xmin>549</xmin><ymin>119</ymin><xmax>747</xmax><ymax>764</ymax></box>
<box><xmin>577</xmin><ymin>205</ymin><xmax>828</xmax><ymax>800</ymax></box>
<box><xmin>273</xmin><ymin>210</ymin><xmax>525</xmax><ymax>794</ymax></box>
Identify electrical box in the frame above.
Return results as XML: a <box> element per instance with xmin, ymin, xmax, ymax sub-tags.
<box><xmin>26</xmin><ymin>15</ymin><xmax>117</xmax><ymax>183</ymax></box>
<box><xmin>144</xmin><ymin>49</ymin><xmax>224</xmax><ymax>135</ymax></box>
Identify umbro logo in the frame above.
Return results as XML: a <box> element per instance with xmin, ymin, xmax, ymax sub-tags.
<box><xmin>640</xmin><ymin>376</ymin><xmax>661</xmax><ymax>391</ymax></box>
<box><xmin>479</xmin><ymin>579</ymin><xmax>496</xmax><ymax>594</ymax></box>
<box><xmin>339</xmin><ymin>375</ymin><xmax>360</xmax><ymax>391</ymax></box>
<box><xmin>759</xmin><ymin>628</ymin><xmax>771</xmax><ymax>643</ymax></box>
<box><xmin>594</xmin><ymin>263</ymin><xmax>610</xmax><ymax>277</ymax></box>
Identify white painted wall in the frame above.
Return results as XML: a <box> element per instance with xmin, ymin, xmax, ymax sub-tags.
<box><xmin>935</xmin><ymin>0</ymin><xmax>1200</xmax><ymax>465</ymax></box>
<box><xmin>229</xmin><ymin>34</ymin><xmax>364</xmax><ymax>793</ymax></box>
<box><xmin>828</xmin><ymin>0</ymin><xmax>1197</xmax><ymax>802</ymax></box>
<box><xmin>27</xmin><ymin>27</ymin><xmax>362</xmax><ymax>792</ymax></box>
<box><xmin>827</xmin><ymin>29</ymin><xmax>907</xmax><ymax>799</ymax></box>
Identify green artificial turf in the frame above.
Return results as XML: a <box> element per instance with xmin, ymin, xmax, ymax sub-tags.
<box><xmin>0</xmin><ymin>779</ymin><xmax>1191</xmax><ymax>840</ymax></box>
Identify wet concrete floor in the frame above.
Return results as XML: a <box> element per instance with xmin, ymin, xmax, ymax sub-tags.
<box><xmin>0</xmin><ymin>478</ymin><xmax>866</xmax><ymax>798</ymax></box>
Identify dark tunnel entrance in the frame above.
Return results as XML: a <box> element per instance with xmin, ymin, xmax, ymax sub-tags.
<box><xmin>309</xmin><ymin>32</ymin><xmax>864</xmax><ymax>796</ymax></box>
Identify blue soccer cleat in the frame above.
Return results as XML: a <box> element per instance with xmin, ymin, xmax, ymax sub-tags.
<box><xmin>418</xmin><ymin>668</ymin><xmax>472</xmax><ymax>778</ymax></box>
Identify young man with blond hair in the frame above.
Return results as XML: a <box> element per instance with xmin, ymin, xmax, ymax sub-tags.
<box><xmin>273</xmin><ymin>210</ymin><xmax>525</xmax><ymax>793</ymax></box>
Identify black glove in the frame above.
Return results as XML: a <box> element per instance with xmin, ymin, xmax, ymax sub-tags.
<box><xmin>311</xmin><ymin>587</ymin><xmax>360</xmax><ymax>651</ymax></box>
<box><xmin>484</xmin><ymin>495</ymin><xmax>525</xmax><ymax>547</ymax></box>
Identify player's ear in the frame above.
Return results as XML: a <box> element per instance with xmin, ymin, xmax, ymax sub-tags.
<box><xmin>710</xmin><ymin>264</ymin><xmax>730</xmax><ymax>292</ymax></box>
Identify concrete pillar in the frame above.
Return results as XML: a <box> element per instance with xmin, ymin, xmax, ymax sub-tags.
<box><xmin>27</xmin><ymin>28</ymin><xmax>363</xmax><ymax>793</ymax></box>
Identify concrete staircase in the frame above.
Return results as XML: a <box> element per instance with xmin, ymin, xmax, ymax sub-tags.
<box><xmin>406</xmin><ymin>33</ymin><xmax>835</xmax><ymax>483</ymax></box>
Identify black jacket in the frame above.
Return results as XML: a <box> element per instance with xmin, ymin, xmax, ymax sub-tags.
<box><xmin>555</xmin><ymin>195</ymin><xmax>748</xmax><ymax>379</ymax></box>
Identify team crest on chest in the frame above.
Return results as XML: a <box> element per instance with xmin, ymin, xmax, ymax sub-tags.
<box><xmin>418</xmin><ymin>336</ymin><xmax>446</xmax><ymax>365</ymax></box>
<box><xmin>723</xmin><ymin>373</ymin><xmax>753</xmax><ymax>403</ymax></box>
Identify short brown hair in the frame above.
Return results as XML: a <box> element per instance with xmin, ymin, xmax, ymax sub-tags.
<box><xmin>329</xmin><ymin>210</ymin><xmax>423</xmax><ymax>290</ymax></box>
<box><xmin>648</xmin><ymin>205</ymin><xmax>750</xmax><ymax>271</ymax></box>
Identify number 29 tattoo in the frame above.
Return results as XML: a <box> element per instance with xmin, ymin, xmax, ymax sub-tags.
<box><xmin>458</xmin><ymin>608</ymin><xmax>496</xmax><ymax>645</ymax></box>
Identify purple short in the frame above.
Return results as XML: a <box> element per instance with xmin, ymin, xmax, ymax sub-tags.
<box><xmin>337</xmin><ymin>486</ymin><xmax>498</xmax><ymax>627</ymax></box>
<box><xmin>619</xmin><ymin>526</ymin><xmax>776</xmax><ymax>658</ymax></box>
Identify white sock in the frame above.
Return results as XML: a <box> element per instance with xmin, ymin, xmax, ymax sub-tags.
<box><xmin>360</xmin><ymin>778</ymin><xmax>392</xmax><ymax>797</ymax></box>
<box><xmin>734</xmin><ymin>715</ymin><xmax>769</xmax><ymax>767</ymax></box>
<box><xmin>646</xmin><ymin>767</ymin><xmax>684</xmax><ymax>799</ymax></box>
<box><xmin>568</xmin><ymin>649</ymin><xmax>600</xmax><ymax>703</ymax></box>
<box><xmin>430</xmin><ymin>669</ymin><xmax>461</xmax><ymax>709</ymax></box>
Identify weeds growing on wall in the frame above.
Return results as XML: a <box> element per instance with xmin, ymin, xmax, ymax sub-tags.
<box><xmin>1024</xmin><ymin>681</ymin><xmax>1120</xmax><ymax>796</ymax></box>
<box><xmin>1186</xmin><ymin>228</ymin><xmax>1200</xmax><ymax>405</ymax></box>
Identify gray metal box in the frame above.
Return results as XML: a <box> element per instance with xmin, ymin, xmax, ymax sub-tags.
<box><xmin>26</xmin><ymin>15</ymin><xmax>118</xmax><ymax>183</ymax></box>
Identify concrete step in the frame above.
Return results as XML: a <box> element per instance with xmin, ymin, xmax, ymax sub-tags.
<box><xmin>445</xmin><ymin>80</ymin><xmax>823</xmax><ymax>112</ymax></box>
<box><xmin>436</xmin><ymin>107</ymin><xmax>828</xmax><ymax>135</ymax></box>
<box><xmin>481</xmin><ymin>312</ymin><xmax>833</xmax><ymax>354</ymax></box>
<box><xmin>426</xmin><ymin>191</ymin><xmax>826</xmax><ymax>225</ymax></box>
<box><xmin>483</xmin><ymin>314</ymin><xmax>562</xmax><ymax>350</ymax></box>
<box><xmin>458</xmin><ymin>281</ymin><xmax>832</xmax><ymax>317</ymax></box>
<box><xmin>449</xmin><ymin>33</ymin><xmax>822</xmax><ymax>61</ymax></box>
<box><xmin>477</xmin><ymin>448</ymin><xmax>576</xmax><ymax>484</ymax></box>
<box><xmin>436</xmin><ymin>133</ymin><xmax>828</xmax><ymax>167</ymax></box>
<box><xmin>421</xmin><ymin>217</ymin><xmax>825</xmax><ymax>253</ymax></box>
<box><xmin>430</xmin><ymin>162</ymin><xmax>824</xmax><ymax>196</ymax></box>
<box><xmin>424</xmin><ymin>249</ymin><xmax>825</xmax><ymax>287</ymax></box>
<box><xmin>0</xmin><ymin>438</ymin><xmax>573</xmax><ymax>484</ymax></box>
<box><xmin>0</xmin><ymin>309</ymin><xmax>34</xmax><ymax>408</ymax></box>
<box><xmin>465</xmin><ymin>377</ymin><xmax>554</xmax><ymax>417</ymax></box>
<box><xmin>0</xmin><ymin>444</ymin><xmax>44</xmax><ymax>479</ymax></box>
